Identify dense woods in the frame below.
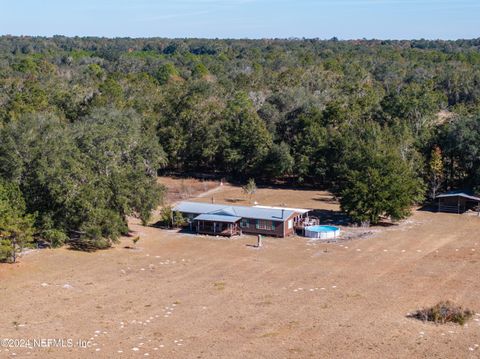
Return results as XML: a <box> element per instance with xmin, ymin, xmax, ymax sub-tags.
<box><xmin>1</xmin><ymin>36</ymin><xmax>480</xmax><ymax>259</ymax></box>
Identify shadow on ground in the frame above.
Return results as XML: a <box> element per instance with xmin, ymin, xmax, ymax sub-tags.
<box><xmin>309</xmin><ymin>209</ymin><xmax>351</xmax><ymax>226</ymax></box>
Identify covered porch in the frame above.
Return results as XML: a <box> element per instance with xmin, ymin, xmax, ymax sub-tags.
<box><xmin>194</xmin><ymin>214</ymin><xmax>241</xmax><ymax>237</ymax></box>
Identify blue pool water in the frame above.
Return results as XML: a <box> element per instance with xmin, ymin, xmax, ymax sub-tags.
<box><xmin>306</xmin><ymin>225</ymin><xmax>339</xmax><ymax>232</ymax></box>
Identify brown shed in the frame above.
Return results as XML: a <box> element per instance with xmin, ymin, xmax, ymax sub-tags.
<box><xmin>436</xmin><ymin>191</ymin><xmax>480</xmax><ymax>214</ymax></box>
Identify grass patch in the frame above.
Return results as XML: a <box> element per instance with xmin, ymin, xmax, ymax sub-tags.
<box><xmin>409</xmin><ymin>301</ymin><xmax>475</xmax><ymax>325</ymax></box>
<box><xmin>214</xmin><ymin>282</ymin><xmax>225</xmax><ymax>290</ymax></box>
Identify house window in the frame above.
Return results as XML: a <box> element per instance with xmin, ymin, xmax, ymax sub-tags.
<box><xmin>256</xmin><ymin>220</ymin><xmax>274</xmax><ymax>230</ymax></box>
<box><xmin>240</xmin><ymin>219</ymin><xmax>249</xmax><ymax>228</ymax></box>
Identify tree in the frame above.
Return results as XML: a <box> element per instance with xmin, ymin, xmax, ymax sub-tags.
<box><xmin>159</xmin><ymin>206</ymin><xmax>174</xmax><ymax>228</ymax></box>
<box><xmin>381</xmin><ymin>82</ymin><xmax>446</xmax><ymax>135</ymax></box>
<box><xmin>243</xmin><ymin>178</ymin><xmax>257</xmax><ymax>203</ymax></box>
<box><xmin>340</xmin><ymin>149</ymin><xmax>425</xmax><ymax>226</ymax></box>
<box><xmin>335</xmin><ymin>122</ymin><xmax>425</xmax><ymax>225</ymax></box>
<box><xmin>0</xmin><ymin>110</ymin><xmax>166</xmax><ymax>251</ymax></box>
<box><xmin>261</xmin><ymin>142</ymin><xmax>294</xmax><ymax>179</ymax></box>
<box><xmin>0</xmin><ymin>180</ymin><xmax>35</xmax><ymax>263</ymax></box>
<box><xmin>221</xmin><ymin>93</ymin><xmax>272</xmax><ymax>177</ymax></box>
<box><xmin>192</xmin><ymin>63</ymin><xmax>209</xmax><ymax>78</ymax></box>
<box><xmin>428</xmin><ymin>146</ymin><xmax>444</xmax><ymax>200</ymax></box>
<box><xmin>155</xmin><ymin>63</ymin><xmax>180</xmax><ymax>85</ymax></box>
<box><xmin>1</xmin><ymin>36</ymin><xmax>480</xmax><ymax>251</ymax></box>
<box><xmin>439</xmin><ymin>116</ymin><xmax>480</xmax><ymax>190</ymax></box>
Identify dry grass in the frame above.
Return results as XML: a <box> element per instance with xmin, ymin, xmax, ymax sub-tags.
<box><xmin>1</xmin><ymin>177</ymin><xmax>480</xmax><ymax>358</ymax></box>
<box><xmin>409</xmin><ymin>301</ymin><xmax>475</xmax><ymax>325</ymax></box>
<box><xmin>158</xmin><ymin>176</ymin><xmax>219</xmax><ymax>205</ymax></box>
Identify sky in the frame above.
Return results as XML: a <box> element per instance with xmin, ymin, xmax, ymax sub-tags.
<box><xmin>0</xmin><ymin>0</ymin><xmax>478</xmax><ymax>40</ymax></box>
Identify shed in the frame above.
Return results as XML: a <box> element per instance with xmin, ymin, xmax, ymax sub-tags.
<box><xmin>436</xmin><ymin>191</ymin><xmax>480</xmax><ymax>214</ymax></box>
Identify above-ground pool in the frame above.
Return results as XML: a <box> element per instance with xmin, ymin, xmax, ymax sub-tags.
<box><xmin>305</xmin><ymin>225</ymin><xmax>341</xmax><ymax>239</ymax></box>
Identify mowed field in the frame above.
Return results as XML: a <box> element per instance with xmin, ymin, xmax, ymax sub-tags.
<box><xmin>1</xmin><ymin>179</ymin><xmax>480</xmax><ymax>358</ymax></box>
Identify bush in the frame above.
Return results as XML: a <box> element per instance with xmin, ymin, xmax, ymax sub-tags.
<box><xmin>69</xmin><ymin>237</ymin><xmax>112</xmax><ymax>252</ymax></box>
<box><xmin>79</xmin><ymin>207</ymin><xmax>127</xmax><ymax>243</ymax></box>
<box><xmin>42</xmin><ymin>229</ymin><xmax>68</xmax><ymax>248</ymax></box>
<box><xmin>409</xmin><ymin>301</ymin><xmax>475</xmax><ymax>325</ymax></box>
<box><xmin>159</xmin><ymin>206</ymin><xmax>173</xmax><ymax>228</ymax></box>
<box><xmin>173</xmin><ymin>211</ymin><xmax>187</xmax><ymax>227</ymax></box>
<box><xmin>0</xmin><ymin>239</ymin><xmax>12</xmax><ymax>262</ymax></box>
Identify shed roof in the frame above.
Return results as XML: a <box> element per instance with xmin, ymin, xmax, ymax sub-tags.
<box><xmin>436</xmin><ymin>191</ymin><xmax>480</xmax><ymax>202</ymax></box>
<box><xmin>174</xmin><ymin>201</ymin><xmax>296</xmax><ymax>221</ymax></box>
<box><xmin>194</xmin><ymin>214</ymin><xmax>241</xmax><ymax>223</ymax></box>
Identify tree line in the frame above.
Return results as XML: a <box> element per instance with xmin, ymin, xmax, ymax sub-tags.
<box><xmin>0</xmin><ymin>36</ymin><xmax>479</xmax><ymax>260</ymax></box>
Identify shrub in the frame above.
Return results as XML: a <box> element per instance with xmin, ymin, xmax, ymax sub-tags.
<box><xmin>173</xmin><ymin>211</ymin><xmax>187</xmax><ymax>227</ymax></box>
<box><xmin>42</xmin><ymin>229</ymin><xmax>68</xmax><ymax>248</ymax></box>
<box><xmin>69</xmin><ymin>237</ymin><xmax>112</xmax><ymax>252</ymax></box>
<box><xmin>409</xmin><ymin>301</ymin><xmax>475</xmax><ymax>325</ymax></box>
<box><xmin>132</xmin><ymin>236</ymin><xmax>140</xmax><ymax>248</ymax></box>
<box><xmin>79</xmin><ymin>207</ymin><xmax>127</xmax><ymax>243</ymax></box>
<box><xmin>159</xmin><ymin>206</ymin><xmax>173</xmax><ymax>228</ymax></box>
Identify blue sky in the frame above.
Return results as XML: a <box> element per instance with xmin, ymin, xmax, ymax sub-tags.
<box><xmin>0</xmin><ymin>0</ymin><xmax>478</xmax><ymax>39</ymax></box>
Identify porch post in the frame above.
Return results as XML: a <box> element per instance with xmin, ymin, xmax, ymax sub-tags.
<box><xmin>214</xmin><ymin>222</ymin><xmax>216</xmax><ymax>234</ymax></box>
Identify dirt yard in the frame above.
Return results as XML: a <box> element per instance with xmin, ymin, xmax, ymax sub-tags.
<box><xmin>158</xmin><ymin>176</ymin><xmax>220</xmax><ymax>205</ymax></box>
<box><xmin>1</xmin><ymin>179</ymin><xmax>480</xmax><ymax>358</ymax></box>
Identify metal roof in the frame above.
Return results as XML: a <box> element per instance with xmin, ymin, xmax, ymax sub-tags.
<box><xmin>194</xmin><ymin>214</ymin><xmax>241</xmax><ymax>223</ymax></box>
<box><xmin>436</xmin><ymin>192</ymin><xmax>480</xmax><ymax>202</ymax></box>
<box><xmin>174</xmin><ymin>201</ymin><xmax>296</xmax><ymax>221</ymax></box>
<box><xmin>254</xmin><ymin>205</ymin><xmax>310</xmax><ymax>214</ymax></box>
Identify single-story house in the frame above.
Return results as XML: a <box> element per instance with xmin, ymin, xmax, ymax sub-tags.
<box><xmin>436</xmin><ymin>191</ymin><xmax>480</xmax><ymax>214</ymax></box>
<box><xmin>173</xmin><ymin>201</ymin><xmax>310</xmax><ymax>237</ymax></box>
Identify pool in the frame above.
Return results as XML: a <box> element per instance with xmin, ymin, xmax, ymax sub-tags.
<box><xmin>304</xmin><ymin>225</ymin><xmax>341</xmax><ymax>239</ymax></box>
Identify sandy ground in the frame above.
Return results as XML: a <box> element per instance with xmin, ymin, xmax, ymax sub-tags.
<box><xmin>188</xmin><ymin>183</ymin><xmax>339</xmax><ymax>211</ymax></box>
<box><xmin>158</xmin><ymin>176</ymin><xmax>220</xmax><ymax>206</ymax></box>
<box><xmin>1</xmin><ymin>180</ymin><xmax>480</xmax><ymax>358</ymax></box>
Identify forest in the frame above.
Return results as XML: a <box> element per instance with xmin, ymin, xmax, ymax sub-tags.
<box><xmin>0</xmin><ymin>36</ymin><xmax>479</xmax><ymax>261</ymax></box>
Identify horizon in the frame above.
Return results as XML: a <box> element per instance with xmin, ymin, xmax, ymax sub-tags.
<box><xmin>0</xmin><ymin>0</ymin><xmax>478</xmax><ymax>40</ymax></box>
<box><xmin>1</xmin><ymin>34</ymin><xmax>479</xmax><ymax>41</ymax></box>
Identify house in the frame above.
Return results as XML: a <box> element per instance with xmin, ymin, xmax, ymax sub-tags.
<box><xmin>436</xmin><ymin>191</ymin><xmax>480</xmax><ymax>214</ymax></box>
<box><xmin>173</xmin><ymin>201</ymin><xmax>310</xmax><ymax>237</ymax></box>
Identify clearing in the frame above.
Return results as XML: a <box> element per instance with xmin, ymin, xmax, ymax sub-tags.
<box><xmin>0</xmin><ymin>178</ymin><xmax>479</xmax><ymax>358</ymax></box>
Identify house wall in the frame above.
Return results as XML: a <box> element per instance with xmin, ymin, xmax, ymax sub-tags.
<box><xmin>240</xmin><ymin>213</ymin><xmax>298</xmax><ymax>237</ymax></box>
<box><xmin>283</xmin><ymin>213</ymin><xmax>297</xmax><ymax>236</ymax></box>
<box><xmin>240</xmin><ymin>218</ymin><xmax>284</xmax><ymax>237</ymax></box>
